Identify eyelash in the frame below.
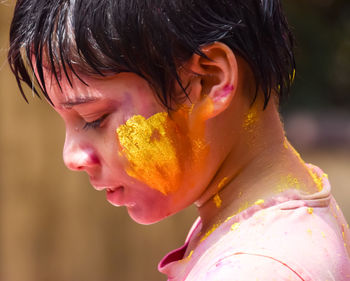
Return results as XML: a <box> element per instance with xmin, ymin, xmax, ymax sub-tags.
<box><xmin>83</xmin><ymin>114</ymin><xmax>109</xmax><ymax>130</ymax></box>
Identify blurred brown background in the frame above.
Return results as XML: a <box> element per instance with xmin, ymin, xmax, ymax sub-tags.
<box><xmin>0</xmin><ymin>1</ymin><xmax>349</xmax><ymax>281</ymax></box>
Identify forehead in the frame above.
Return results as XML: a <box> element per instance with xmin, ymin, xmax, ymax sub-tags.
<box><xmin>40</xmin><ymin>67</ymin><xmax>104</xmax><ymax>108</ymax></box>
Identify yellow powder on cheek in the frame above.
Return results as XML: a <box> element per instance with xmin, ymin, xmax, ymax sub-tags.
<box><xmin>116</xmin><ymin>106</ymin><xmax>210</xmax><ymax>195</ymax></box>
<box><xmin>117</xmin><ymin>113</ymin><xmax>181</xmax><ymax>195</ymax></box>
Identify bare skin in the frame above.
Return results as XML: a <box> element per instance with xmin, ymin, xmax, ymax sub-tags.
<box><xmin>41</xmin><ymin>42</ymin><xmax>319</xmax><ymax>251</ymax></box>
<box><xmin>176</xmin><ymin>43</ymin><xmax>320</xmax><ymax>253</ymax></box>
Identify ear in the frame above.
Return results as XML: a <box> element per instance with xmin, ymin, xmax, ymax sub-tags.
<box><xmin>182</xmin><ymin>42</ymin><xmax>238</xmax><ymax>120</ymax></box>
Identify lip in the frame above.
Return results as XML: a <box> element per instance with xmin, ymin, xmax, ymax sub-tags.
<box><xmin>92</xmin><ymin>185</ymin><xmax>107</xmax><ymax>191</ymax></box>
<box><xmin>92</xmin><ymin>183</ymin><xmax>135</xmax><ymax>207</ymax></box>
<box><xmin>92</xmin><ymin>184</ymin><xmax>120</xmax><ymax>192</ymax></box>
<box><xmin>106</xmin><ymin>186</ymin><xmax>125</xmax><ymax>206</ymax></box>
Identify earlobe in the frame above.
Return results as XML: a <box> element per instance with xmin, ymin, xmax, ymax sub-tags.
<box><xmin>184</xmin><ymin>42</ymin><xmax>238</xmax><ymax>120</ymax></box>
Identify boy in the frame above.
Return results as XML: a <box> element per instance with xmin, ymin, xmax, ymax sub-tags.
<box><xmin>8</xmin><ymin>0</ymin><xmax>350</xmax><ymax>279</ymax></box>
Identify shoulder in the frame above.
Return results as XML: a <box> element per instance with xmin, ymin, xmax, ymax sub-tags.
<box><xmin>185</xmin><ymin>204</ymin><xmax>350</xmax><ymax>280</ymax></box>
<box><xmin>202</xmin><ymin>252</ymin><xmax>305</xmax><ymax>281</ymax></box>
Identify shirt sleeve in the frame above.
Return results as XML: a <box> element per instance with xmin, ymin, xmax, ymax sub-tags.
<box><xmin>204</xmin><ymin>253</ymin><xmax>306</xmax><ymax>281</ymax></box>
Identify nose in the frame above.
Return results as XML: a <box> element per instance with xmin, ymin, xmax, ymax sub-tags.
<box><xmin>63</xmin><ymin>133</ymin><xmax>100</xmax><ymax>172</ymax></box>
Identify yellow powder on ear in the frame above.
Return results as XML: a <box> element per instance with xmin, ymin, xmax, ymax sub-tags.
<box><xmin>307</xmin><ymin>207</ymin><xmax>314</xmax><ymax>214</ymax></box>
<box><xmin>213</xmin><ymin>193</ymin><xmax>222</xmax><ymax>208</ymax></box>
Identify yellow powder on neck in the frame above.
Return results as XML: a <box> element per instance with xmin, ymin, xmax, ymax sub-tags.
<box><xmin>213</xmin><ymin>193</ymin><xmax>222</xmax><ymax>208</ymax></box>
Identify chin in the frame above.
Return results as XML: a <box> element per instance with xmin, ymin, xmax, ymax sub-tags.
<box><xmin>126</xmin><ymin>205</ymin><xmax>174</xmax><ymax>225</ymax></box>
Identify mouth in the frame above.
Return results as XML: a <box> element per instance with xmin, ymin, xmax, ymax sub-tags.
<box><xmin>92</xmin><ymin>184</ymin><xmax>135</xmax><ymax>207</ymax></box>
<box><xmin>105</xmin><ymin>185</ymin><xmax>128</xmax><ymax>207</ymax></box>
<box><xmin>106</xmin><ymin>187</ymin><xmax>119</xmax><ymax>192</ymax></box>
<box><xmin>92</xmin><ymin>184</ymin><xmax>120</xmax><ymax>192</ymax></box>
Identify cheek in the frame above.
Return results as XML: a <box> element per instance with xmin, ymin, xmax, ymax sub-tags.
<box><xmin>116</xmin><ymin>107</ymin><xmax>210</xmax><ymax>196</ymax></box>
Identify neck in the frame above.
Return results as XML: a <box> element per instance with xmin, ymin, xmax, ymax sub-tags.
<box><xmin>195</xmin><ymin>98</ymin><xmax>319</xmax><ymax>237</ymax></box>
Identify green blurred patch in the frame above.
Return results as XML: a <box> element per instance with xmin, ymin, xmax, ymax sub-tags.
<box><xmin>282</xmin><ymin>0</ymin><xmax>350</xmax><ymax>112</ymax></box>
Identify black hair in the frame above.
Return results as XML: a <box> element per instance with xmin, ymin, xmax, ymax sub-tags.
<box><xmin>8</xmin><ymin>0</ymin><xmax>295</xmax><ymax>109</ymax></box>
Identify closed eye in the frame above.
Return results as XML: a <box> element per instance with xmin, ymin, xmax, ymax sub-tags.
<box><xmin>83</xmin><ymin>114</ymin><xmax>109</xmax><ymax>130</ymax></box>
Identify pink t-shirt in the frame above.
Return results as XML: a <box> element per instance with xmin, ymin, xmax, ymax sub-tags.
<box><xmin>159</xmin><ymin>165</ymin><xmax>350</xmax><ymax>280</ymax></box>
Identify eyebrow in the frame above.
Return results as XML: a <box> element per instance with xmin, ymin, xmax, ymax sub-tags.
<box><xmin>61</xmin><ymin>97</ymin><xmax>100</xmax><ymax>108</ymax></box>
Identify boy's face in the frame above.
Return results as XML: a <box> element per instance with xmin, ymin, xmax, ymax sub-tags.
<box><xmin>44</xmin><ymin>71</ymin><xmax>211</xmax><ymax>224</ymax></box>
